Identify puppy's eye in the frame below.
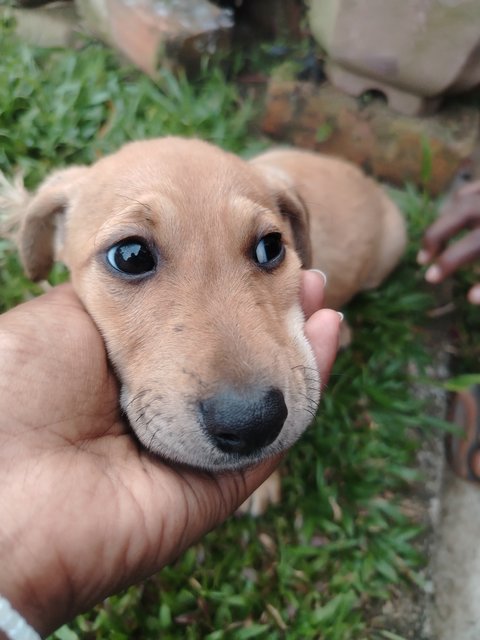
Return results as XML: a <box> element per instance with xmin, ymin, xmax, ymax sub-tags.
<box><xmin>253</xmin><ymin>232</ymin><xmax>285</xmax><ymax>269</ymax></box>
<box><xmin>106</xmin><ymin>238</ymin><xmax>156</xmax><ymax>276</ymax></box>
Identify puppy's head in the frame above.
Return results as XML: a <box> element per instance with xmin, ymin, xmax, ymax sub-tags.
<box><xmin>12</xmin><ymin>137</ymin><xmax>319</xmax><ymax>470</ymax></box>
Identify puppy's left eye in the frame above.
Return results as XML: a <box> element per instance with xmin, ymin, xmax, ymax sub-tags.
<box><xmin>253</xmin><ymin>232</ymin><xmax>285</xmax><ymax>269</ymax></box>
<box><xmin>106</xmin><ymin>238</ymin><xmax>156</xmax><ymax>276</ymax></box>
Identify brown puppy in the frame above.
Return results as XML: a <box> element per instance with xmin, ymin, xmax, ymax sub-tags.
<box><xmin>0</xmin><ymin>138</ymin><xmax>406</xmax><ymax>514</ymax></box>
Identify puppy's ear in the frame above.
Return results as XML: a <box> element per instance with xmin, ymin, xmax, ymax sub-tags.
<box><xmin>13</xmin><ymin>167</ymin><xmax>87</xmax><ymax>281</ymax></box>
<box><xmin>250</xmin><ymin>160</ymin><xmax>312</xmax><ymax>268</ymax></box>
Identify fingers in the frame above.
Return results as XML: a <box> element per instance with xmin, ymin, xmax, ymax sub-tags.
<box><xmin>423</xmin><ymin>228</ymin><xmax>480</xmax><ymax>283</ymax></box>
<box><xmin>300</xmin><ymin>269</ymin><xmax>327</xmax><ymax>319</ymax></box>
<box><xmin>418</xmin><ymin>181</ymin><xmax>480</xmax><ymax>299</ymax></box>
<box><xmin>305</xmin><ymin>308</ymin><xmax>341</xmax><ymax>387</ymax></box>
<box><xmin>300</xmin><ymin>269</ymin><xmax>341</xmax><ymax>386</ymax></box>
<box><xmin>418</xmin><ymin>192</ymin><xmax>480</xmax><ymax>265</ymax></box>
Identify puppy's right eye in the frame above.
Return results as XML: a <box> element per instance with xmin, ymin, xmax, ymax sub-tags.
<box><xmin>106</xmin><ymin>238</ymin><xmax>156</xmax><ymax>276</ymax></box>
<box><xmin>253</xmin><ymin>232</ymin><xmax>285</xmax><ymax>270</ymax></box>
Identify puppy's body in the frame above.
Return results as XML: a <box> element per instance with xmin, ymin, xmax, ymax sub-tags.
<box><xmin>0</xmin><ymin>138</ymin><xmax>406</xmax><ymax>509</ymax></box>
<box><xmin>252</xmin><ymin>149</ymin><xmax>406</xmax><ymax>309</ymax></box>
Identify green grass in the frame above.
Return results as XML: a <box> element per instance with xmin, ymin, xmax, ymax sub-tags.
<box><xmin>1</xmin><ymin>15</ymin><xmax>477</xmax><ymax>640</ymax></box>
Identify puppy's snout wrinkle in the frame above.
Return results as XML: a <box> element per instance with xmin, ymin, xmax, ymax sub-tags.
<box><xmin>199</xmin><ymin>387</ymin><xmax>288</xmax><ymax>456</ymax></box>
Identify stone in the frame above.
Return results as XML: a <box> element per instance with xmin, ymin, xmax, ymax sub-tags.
<box><xmin>10</xmin><ymin>3</ymin><xmax>80</xmax><ymax>48</ymax></box>
<box><xmin>308</xmin><ymin>0</ymin><xmax>480</xmax><ymax>117</ymax></box>
<box><xmin>76</xmin><ymin>0</ymin><xmax>233</xmax><ymax>77</ymax></box>
<box><xmin>261</xmin><ymin>78</ymin><xmax>480</xmax><ymax>195</ymax></box>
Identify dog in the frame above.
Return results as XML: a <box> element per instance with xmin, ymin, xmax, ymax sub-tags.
<box><xmin>0</xmin><ymin>137</ymin><xmax>406</xmax><ymax>515</ymax></box>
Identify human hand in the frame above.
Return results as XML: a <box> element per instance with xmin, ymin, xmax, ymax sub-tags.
<box><xmin>0</xmin><ymin>272</ymin><xmax>340</xmax><ymax>637</ymax></box>
<box><xmin>418</xmin><ymin>180</ymin><xmax>480</xmax><ymax>304</ymax></box>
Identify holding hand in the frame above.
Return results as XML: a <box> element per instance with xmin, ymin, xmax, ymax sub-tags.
<box><xmin>0</xmin><ymin>272</ymin><xmax>340</xmax><ymax>637</ymax></box>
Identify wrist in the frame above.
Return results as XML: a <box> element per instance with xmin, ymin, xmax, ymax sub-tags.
<box><xmin>0</xmin><ymin>472</ymin><xmax>78</xmax><ymax>638</ymax></box>
<box><xmin>0</xmin><ymin>532</ymin><xmax>46</xmax><ymax>637</ymax></box>
<box><xmin>0</xmin><ymin>448</ymin><xmax>65</xmax><ymax>637</ymax></box>
<box><xmin>0</xmin><ymin>596</ymin><xmax>41</xmax><ymax>640</ymax></box>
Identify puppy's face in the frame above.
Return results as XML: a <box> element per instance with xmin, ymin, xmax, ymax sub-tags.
<box><xmin>19</xmin><ymin>138</ymin><xmax>320</xmax><ymax>470</ymax></box>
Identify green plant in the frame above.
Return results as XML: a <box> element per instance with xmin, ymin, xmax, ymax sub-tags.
<box><xmin>0</xmin><ymin>23</ymin><xmax>262</xmax><ymax>189</ymax></box>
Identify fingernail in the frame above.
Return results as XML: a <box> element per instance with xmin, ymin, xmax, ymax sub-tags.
<box><xmin>425</xmin><ymin>264</ymin><xmax>442</xmax><ymax>283</ymax></box>
<box><xmin>337</xmin><ymin>312</ymin><xmax>344</xmax><ymax>322</ymax></box>
<box><xmin>310</xmin><ymin>269</ymin><xmax>327</xmax><ymax>286</ymax></box>
<box><xmin>468</xmin><ymin>285</ymin><xmax>480</xmax><ymax>305</ymax></box>
<box><xmin>417</xmin><ymin>249</ymin><xmax>429</xmax><ymax>265</ymax></box>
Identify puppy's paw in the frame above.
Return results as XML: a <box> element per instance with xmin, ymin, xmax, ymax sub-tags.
<box><xmin>339</xmin><ymin>320</ymin><xmax>352</xmax><ymax>349</ymax></box>
<box><xmin>237</xmin><ymin>470</ymin><xmax>281</xmax><ymax>517</ymax></box>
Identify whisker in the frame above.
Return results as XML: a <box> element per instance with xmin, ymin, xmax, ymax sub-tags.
<box><xmin>291</xmin><ymin>364</ymin><xmax>319</xmax><ymax>373</ymax></box>
<box><xmin>123</xmin><ymin>389</ymin><xmax>150</xmax><ymax>412</ymax></box>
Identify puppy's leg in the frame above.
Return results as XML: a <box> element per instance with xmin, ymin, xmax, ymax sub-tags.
<box><xmin>339</xmin><ymin>321</ymin><xmax>353</xmax><ymax>349</ymax></box>
<box><xmin>237</xmin><ymin>470</ymin><xmax>281</xmax><ymax>517</ymax></box>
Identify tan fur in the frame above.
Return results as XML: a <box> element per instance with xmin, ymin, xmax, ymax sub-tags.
<box><xmin>0</xmin><ymin>137</ymin><xmax>406</xmax><ymax>511</ymax></box>
<box><xmin>251</xmin><ymin>149</ymin><xmax>406</xmax><ymax>309</ymax></box>
<box><xmin>0</xmin><ymin>171</ymin><xmax>30</xmax><ymax>242</ymax></box>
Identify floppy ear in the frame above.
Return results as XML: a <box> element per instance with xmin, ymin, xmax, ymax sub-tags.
<box><xmin>13</xmin><ymin>167</ymin><xmax>87</xmax><ymax>281</ymax></box>
<box><xmin>250</xmin><ymin>158</ymin><xmax>312</xmax><ymax>269</ymax></box>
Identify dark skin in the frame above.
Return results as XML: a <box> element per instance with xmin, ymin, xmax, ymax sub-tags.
<box><xmin>418</xmin><ymin>179</ymin><xmax>480</xmax><ymax>304</ymax></box>
<box><xmin>0</xmin><ymin>271</ymin><xmax>340</xmax><ymax>638</ymax></box>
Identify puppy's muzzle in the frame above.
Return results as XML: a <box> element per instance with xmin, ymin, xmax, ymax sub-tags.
<box><xmin>199</xmin><ymin>387</ymin><xmax>288</xmax><ymax>456</ymax></box>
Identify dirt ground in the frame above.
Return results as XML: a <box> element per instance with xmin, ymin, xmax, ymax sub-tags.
<box><xmin>391</xmin><ymin>319</ymin><xmax>480</xmax><ymax>640</ymax></box>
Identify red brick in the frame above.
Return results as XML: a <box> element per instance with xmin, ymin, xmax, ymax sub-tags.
<box><xmin>261</xmin><ymin>78</ymin><xmax>479</xmax><ymax>195</ymax></box>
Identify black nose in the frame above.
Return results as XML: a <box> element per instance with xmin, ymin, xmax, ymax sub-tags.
<box><xmin>199</xmin><ymin>387</ymin><xmax>288</xmax><ymax>456</ymax></box>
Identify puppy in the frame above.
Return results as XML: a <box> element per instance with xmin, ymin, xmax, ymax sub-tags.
<box><xmin>0</xmin><ymin>138</ymin><xmax>406</xmax><ymax>515</ymax></box>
